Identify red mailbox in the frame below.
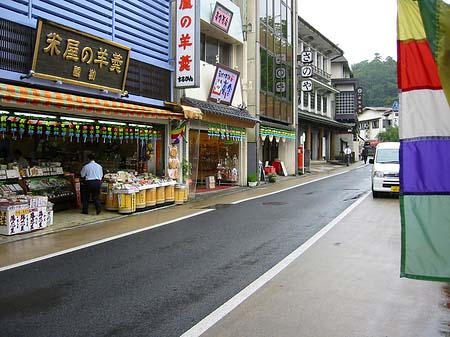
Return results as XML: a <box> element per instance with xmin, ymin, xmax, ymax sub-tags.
<box><xmin>298</xmin><ymin>145</ymin><xmax>304</xmax><ymax>169</ymax></box>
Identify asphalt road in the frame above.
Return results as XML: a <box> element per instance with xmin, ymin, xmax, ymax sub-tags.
<box><xmin>0</xmin><ymin>166</ymin><xmax>371</xmax><ymax>337</ymax></box>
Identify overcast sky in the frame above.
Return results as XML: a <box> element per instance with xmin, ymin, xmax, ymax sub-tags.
<box><xmin>297</xmin><ymin>0</ymin><xmax>398</xmax><ymax>65</ymax></box>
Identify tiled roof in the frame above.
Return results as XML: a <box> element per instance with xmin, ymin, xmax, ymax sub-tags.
<box><xmin>182</xmin><ymin>97</ymin><xmax>259</xmax><ymax>124</ymax></box>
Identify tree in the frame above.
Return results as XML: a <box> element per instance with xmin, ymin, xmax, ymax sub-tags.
<box><xmin>352</xmin><ymin>55</ymin><xmax>398</xmax><ymax>107</ymax></box>
<box><xmin>377</xmin><ymin>126</ymin><xmax>399</xmax><ymax>142</ymax></box>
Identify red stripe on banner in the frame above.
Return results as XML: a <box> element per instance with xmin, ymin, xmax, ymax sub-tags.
<box><xmin>397</xmin><ymin>39</ymin><xmax>442</xmax><ymax>91</ymax></box>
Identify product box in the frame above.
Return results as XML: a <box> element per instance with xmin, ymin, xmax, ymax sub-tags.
<box><xmin>0</xmin><ymin>207</ymin><xmax>30</xmax><ymax>235</ymax></box>
<box><xmin>206</xmin><ymin>176</ymin><xmax>215</xmax><ymax>189</ymax></box>
<box><xmin>29</xmin><ymin>207</ymin><xmax>47</xmax><ymax>231</ymax></box>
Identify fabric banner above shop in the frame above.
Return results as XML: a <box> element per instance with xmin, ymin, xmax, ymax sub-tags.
<box><xmin>0</xmin><ymin>83</ymin><xmax>184</xmax><ymax>120</ymax></box>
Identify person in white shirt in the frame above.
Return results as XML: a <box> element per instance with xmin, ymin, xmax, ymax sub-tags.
<box><xmin>344</xmin><ymin>145</ymin><xmax>352</xmax><ymax>166</ymax></box>
<box><xmin>80</xmin><ymin>153</ymin><xmax>103</xmax><ymax>215</ymax></box>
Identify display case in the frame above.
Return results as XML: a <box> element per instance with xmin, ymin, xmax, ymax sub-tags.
<box><xmin>21</xmin><ymin>175</ymin><xmax>75</xmax><ymax>211</ymax></box>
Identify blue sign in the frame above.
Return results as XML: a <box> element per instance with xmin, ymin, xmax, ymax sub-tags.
<box><xmin>392</xmin><ymin>100</ymin><xmax>399</xmax><ymax>111</ymax></box>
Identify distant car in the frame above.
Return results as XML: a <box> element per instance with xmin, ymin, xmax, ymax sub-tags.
<box><xmin>369</xmin><ymin>142</ymin><xmax>400</xmax><ymax>198</ymax></box>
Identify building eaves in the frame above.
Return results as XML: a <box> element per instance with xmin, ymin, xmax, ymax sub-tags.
<box><xmin>182</xmin><ymin>97</ymin><xmax>259</xmax><ymax>124</ymax></box>
<box><xmin>298</xmin><ymin>110</ymin><xmax>353</xmax><ymax>130</ymax></box>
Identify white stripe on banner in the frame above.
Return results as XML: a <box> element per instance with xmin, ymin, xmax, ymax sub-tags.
<box><xmin>399</xmin><ymin>89</ymin><xmax>450</xmax><ymax>139</ymax></box>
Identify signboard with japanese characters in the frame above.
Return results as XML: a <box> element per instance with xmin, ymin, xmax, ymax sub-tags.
<box><xmin>208</xmin><ymin>64</ymin><xmax>240</xmax><ymax>105</ymax></box>
<box><xmin>356</xmin><ymin>87</ymin><xmax>363</xmax><ymax>113</ymax></box>
<box><xmin>175</xmin><ymin>0</ymin><xmax>200</xmax><ymax>88</ymax></box>
<box><xmin>300</xmin><ymin>50</ymin><xmax>313</xmax><ymax>92</ymax></box>
<box><xmin>31</xmin><ymin>19</ymin><xmax>130</xmax><ymax>93</ymax></box>
<box><xmin>211</xmin><ymin>2</ymin><xmax>233</xmax><ymax>33</ymax></box>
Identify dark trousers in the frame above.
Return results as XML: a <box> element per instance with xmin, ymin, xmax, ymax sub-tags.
<box><xmin>81</xmin><ymin>180</ymin><xmax>102</xmax><ymax>213</ymax></box>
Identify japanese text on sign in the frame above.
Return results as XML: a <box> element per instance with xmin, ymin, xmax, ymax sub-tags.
<box><xmin>209</xmin><ymin>65</ymin><xmax>240</xmax><ymax>105</ymax></box>
<box><xmin>32</xmin><ymin>20</ymin><xmax>130</xmax><ymax>93</ymax></box>
<box><xmin>211</xmin><ymin>2</ymin><xmax>233</xmax><ymax>33</ymax></box>
<box><xmin>175</xmin><ymin>0</ymin><xmax>200</xmax><ymax>88</ymax></box>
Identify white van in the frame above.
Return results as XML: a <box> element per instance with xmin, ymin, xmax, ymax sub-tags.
<box><xmin>369</xmin><ymin>142</ymin><xmax>400</xmax><ymax>197</ymax></box>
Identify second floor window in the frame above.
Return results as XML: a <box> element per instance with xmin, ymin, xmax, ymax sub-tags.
<box><xmin>200</xmin><ymin>33</ymin><xmax>231</xmax><ymax>66</ymax></box>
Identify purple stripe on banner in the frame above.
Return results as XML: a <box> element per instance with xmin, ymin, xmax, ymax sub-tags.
<box><xmin>400</xmin><ymin>139</ymin><xmax>450</xmax><ymax>193</ymax></box>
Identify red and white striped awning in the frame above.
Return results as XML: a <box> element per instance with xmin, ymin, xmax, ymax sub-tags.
<box><xmin>0</xmin><ymin>83</ymin><xmax>185</xmax><ymax>121</ymax></box>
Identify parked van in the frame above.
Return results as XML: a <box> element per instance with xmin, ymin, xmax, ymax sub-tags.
<box><xmin>369</xmin><ymin>142</ymin><xmax>400</xmax><ymax>197</ymax></box>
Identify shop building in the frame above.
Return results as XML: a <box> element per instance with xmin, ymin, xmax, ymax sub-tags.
<box><xmin>297</xmin><ymin>16</ymin><xmax>355</xmax><ymax>166</ymax></box>
<box><xmin>242</xmin><ymin>0</ymin><xmax>298</xmax><ymax>177</ymax></box>
<box><xmin>0</xmin><ymin>1</ymin><xmax>200</xmax><ymax>234</ymax></box>
<box><xmin>174</xmin><ymin>0</ymin><xmax>258</xmax><ymax>190</ymax></box>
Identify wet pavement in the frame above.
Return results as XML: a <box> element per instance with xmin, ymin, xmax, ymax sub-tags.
<box><xmin>2</xmin><ymin>159</ymin><xmax>447</xmax><ymax>337</ymax></box>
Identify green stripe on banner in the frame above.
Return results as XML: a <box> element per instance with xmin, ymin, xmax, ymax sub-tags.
<box><xmin>400</xmin><ymin>194</ymin><xmax>450</xmax><ymax>282</ymax></box>
<box><xmin>418</xmin><ymin>0</ymin><xmax>450</xmax><ymax>101</ymax></box>
<box><xmin>418</xmin><ymin>0</ymin><xmax>438</xmax><ymax>56</ymax></box>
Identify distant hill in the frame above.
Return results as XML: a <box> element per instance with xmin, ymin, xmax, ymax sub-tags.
<box><xmin>352</xmin><ymin>54</ymin><xmax>398</xmax><ymax>107</ymax></box>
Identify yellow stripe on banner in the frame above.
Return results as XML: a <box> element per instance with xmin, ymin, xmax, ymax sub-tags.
<box><xmin>398</xmin><ymin>0</ymin><xmax>427</xmax><ymax>41</ymax></box>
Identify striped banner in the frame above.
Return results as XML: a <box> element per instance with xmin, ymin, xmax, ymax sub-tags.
<box><xmin>398</xmin><ymin>0</ymin><xmax>450</xmax><ymax>281</ymax></box>
<box><xmin>0</xmin><ymin>83</ymin><xmax>184</xmax><ymax>121</ymax></box>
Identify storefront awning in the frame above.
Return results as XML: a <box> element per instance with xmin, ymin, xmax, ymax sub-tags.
<box><xmin>164</xmin><ymin>101</ymin><xmax>203</xmax><ymax>120</ymax></box>
<box><xmin>0</xmin><ymin>83</ymin><xmax>185</xmax><ymax>121</ymax></box>
<box><xmin>182</xmin><ymin>97</ymin><xmax>259</xmax><ymax>128</ymax></box>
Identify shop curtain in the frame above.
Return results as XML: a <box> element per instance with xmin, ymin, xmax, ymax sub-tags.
<box><xmin>398</xmin><ymin>0</ymin><xmax>450</xmax><ymax>281</ymax></box>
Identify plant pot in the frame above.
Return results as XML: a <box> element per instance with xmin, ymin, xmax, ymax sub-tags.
<box><xmin>248</xmin><ymin>181</ymin><xmax>258</xmax><ymax>187</ymax></box>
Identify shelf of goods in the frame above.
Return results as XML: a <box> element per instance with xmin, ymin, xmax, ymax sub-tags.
<box><xmin>103</xmin><ymin>171</ymin><xmax>178</xmax><ymax>214</ymax></box>
<box><xmin>0</xmin><ymin>195</ymin><xmax>53</xmax><ymax>236</ymax></box>
<box><xmin>21</xmin><ymin>175</ymin><xmax>75</xmax><ymax>211</ymax></box>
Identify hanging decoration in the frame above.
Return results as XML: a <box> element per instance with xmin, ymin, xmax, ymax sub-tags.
<box><xmin>259</xmin><ymin>126</ymin><xmax>295</xmax><ymax>142</ymax></box>
<box><xmin>207</xmin><ymin>123</ymin><xmax>246</xmax><ymax>141</ymax></box>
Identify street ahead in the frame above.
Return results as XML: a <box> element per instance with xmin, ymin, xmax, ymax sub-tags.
<box><xmin>1</xmin><ymin>166</ymin><xmax>445</xmax><ymax>337</ymax></box>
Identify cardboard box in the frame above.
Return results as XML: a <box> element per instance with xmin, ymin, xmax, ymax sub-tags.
<box><xmin>206</xmin><ymin>176</ymin><xmax>215</xmax><ymax>189</ymax></box>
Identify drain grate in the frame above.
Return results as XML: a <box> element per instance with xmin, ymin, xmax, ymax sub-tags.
<box><xmin>262</xmin><ymin>201</ymin><xmax>288</xmax><ymax>206</ymax></box>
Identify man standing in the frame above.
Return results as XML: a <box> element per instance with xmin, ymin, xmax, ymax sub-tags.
<box><xmin>344</xmin><ymin>145</ymin><xmax>352</xmax><ymax>166</ymax></box>
<box><xmin>80</xmin><ymin>153</ymin><xmax>103</xmax><ymax>215</ymax></box>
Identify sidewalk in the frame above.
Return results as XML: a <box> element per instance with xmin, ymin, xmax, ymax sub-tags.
<box><xmin>190</xmin><ymin>187</ymin><xmax>449</xmax><ymax>337</ymax></box>
<box><xmin>0</xmin><ymin>160</ymin><xmax>361</xmax><ymax>267</ymax></box>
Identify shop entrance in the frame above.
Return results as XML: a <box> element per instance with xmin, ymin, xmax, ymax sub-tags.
<box><xmin>189</xmin><ymin>129</ymin><xmax>240</xmax><ymax>188</ymax></box>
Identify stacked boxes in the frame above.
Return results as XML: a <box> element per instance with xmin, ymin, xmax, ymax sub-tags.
<box><xmin>0</xmin><ymin>196</ymin><xmax>53</xmax><ymax>236</ymax></box>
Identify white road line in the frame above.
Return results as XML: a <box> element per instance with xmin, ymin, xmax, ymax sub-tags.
<box><xmin>0</xmin><ymin>209</ymin><xmax>214</xmax><ymax>272</ymax></box>
<box><xmin>181</xmin><ymin>192</ymin><xmax>370</xmax><ymax>337</ymax></box>
<box><xmin>232</xmin><ymin>169</ymin><xmax>349</xmax><ymax>204</ymax></box>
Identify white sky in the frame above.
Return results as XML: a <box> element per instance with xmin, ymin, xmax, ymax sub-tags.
<box><xmin>297</xmin><ymin>0</ymin><xmax>398</xmax><ymax>65</ymax></box>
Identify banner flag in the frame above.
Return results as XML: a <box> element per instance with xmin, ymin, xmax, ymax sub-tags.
<box><xmin>398</xmin><ymin>0</ymin><xmax>450</xmax><ymax>281</ymax></box>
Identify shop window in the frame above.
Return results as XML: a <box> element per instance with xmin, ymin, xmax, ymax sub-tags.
<box><xmin>191</xmin><ymin>129</ymin><xmax>241</xmax><ymax>187</ymax></box>
<box><xmin>323</xmin><ymin>97</ymin><xmax>328</xmax><ymax>113</ymax></box>
<box><xmin>266</xmin><ymin>95</ymin><xmax>274</xmax><ymax>118</ymax></box>
<box><xmin>260</xmin><ymin>93</ymin><xmax>267</xmax><ymax>115</ymax></box>
<box><xmin>303</xmin><ymin>92</ymin><xmax>309</xmax><ymax>108</ymax></box>
<box><xmin>260</xmin><ymin>49</ymin><xmax>268</xmax><ymax>92</ymax></box>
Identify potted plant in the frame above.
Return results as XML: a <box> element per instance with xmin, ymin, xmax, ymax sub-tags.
<box><xmin>181</xmin><ymin>159</ymin><xmax>192</xmax><ymax>184</ymax></box>
<box><xmin>247</xmin><ymin>172</ymin><xmax>258</xmax><ymax>187</ymax></box>
<box><xmin>268</xmin><ymin>173</ymin><xmax>277</xmax><ymax>183</ymax></box>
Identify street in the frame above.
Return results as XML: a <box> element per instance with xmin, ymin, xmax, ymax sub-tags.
<box><xmin>0</xmin><ymin>165</ymin><xmax>448</xmax><ymax>337</ymax></box>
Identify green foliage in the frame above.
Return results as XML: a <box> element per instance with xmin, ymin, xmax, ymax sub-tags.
<box><xmin>352</xmin><ymin>55</ymin><xmax>398</xmax><ymax>107</ymax></box>
<box><xmin>248</xmin><ymin>172</ymin><xmax>258</xmax><ymax>182</ymax></box>
<box><xmin>181</xmin><ymin>159</ymin><xmax>192</xmax><ymax>183</ymax></box>
<box><xmin>268</xmin><ymin>173</ymin><xmax>277</xmax><ymax>183</ymax></box>
<box><xmin>377</xmin><ymin>127</ymin><xmax>399</xmax><ymax>142</ymax></box>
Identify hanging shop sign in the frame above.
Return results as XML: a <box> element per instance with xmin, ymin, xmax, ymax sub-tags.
<box><xmin>208</xmin><ymin>64</ymin><xmax>240</xmax><ymax>105</ymax></box>
<box><xmin>211</xmin><ymin>2</ymin><xmax>233</xmax><ymax>33</ymax></box>
<box><xmin>175</xmin><ymin>0</ymin><xmax>200</xmax><ymax>88</ymax></box>
<box><xmin>31</xmin><ymin>20</ymin><xmax>130</xmax><ymax>93</ymax></box>
<box><xmin>207</xmin><ymin>123</ymin><xmax>246</xmax><ymax>141</ymax></box>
